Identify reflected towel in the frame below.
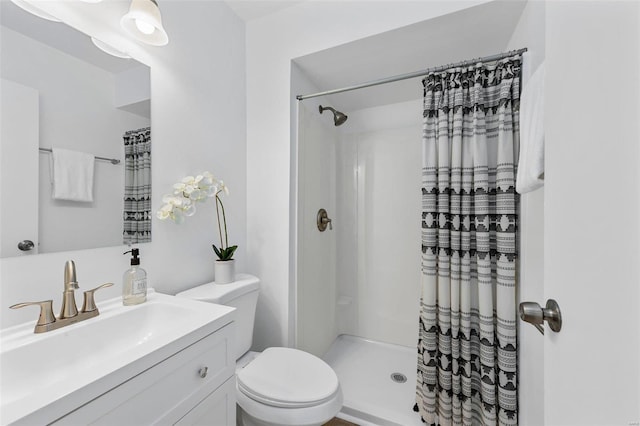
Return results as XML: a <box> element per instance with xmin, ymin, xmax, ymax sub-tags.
<box><xmin>50</xmin><ymin>147</ymin><xmax>95</xmax><ymax>202</ymax></box>
<box><xmin>516</xmin><ymin>56</ymin><xmax>545</xmax><ymax>194</ymax></box>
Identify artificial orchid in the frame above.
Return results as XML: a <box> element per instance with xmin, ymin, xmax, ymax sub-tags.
<box><xmin>157</xmin><ymin>172</ymin><xmax>237</xmax><ymax>260</ymax></box>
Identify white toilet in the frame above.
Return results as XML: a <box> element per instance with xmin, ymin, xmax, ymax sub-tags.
<box><xmin>177</xmin><ymin>274</ymin><xmax>343</xmax><ymax>426</ymax></box>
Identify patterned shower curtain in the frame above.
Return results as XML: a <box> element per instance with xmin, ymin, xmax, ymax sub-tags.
<box><xmin>415</xmin><ymin>55</ymin><xmax>521</xmax><ymax>426</ymax></box>
<box><xmin>123</xmin><ymin>127</ymin><xmax>151</xmax><ymax>244</ymax></box>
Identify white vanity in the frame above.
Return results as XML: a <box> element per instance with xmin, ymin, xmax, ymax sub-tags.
<box><xmin>0</xmin><ymin>290</ymin><xmax>236</xmax><ymax>425</ymax></box>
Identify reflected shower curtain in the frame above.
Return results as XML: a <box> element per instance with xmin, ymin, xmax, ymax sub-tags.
<box><xmin>123</xmin><ymin>127</ymin><xmax>151</xmax><ymax>244</ymax></box>
<box><xmin>416</xmin><ymin>56</ymin><xmax>521</xmax><ymax>426</ymax></box>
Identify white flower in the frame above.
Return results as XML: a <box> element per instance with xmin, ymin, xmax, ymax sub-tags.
<box><xmin>204</xmin><ymin>185</ymin><xmax>218</xmax><ymax>198</ymax></box>
<box><xmin>162</xmin><ymin>194</ymin><xmax>179</xmax><ymax>205</ymax></box>
<box><xmin>200</xmin><ymin>173</ymin><xmax>216</xmax><ymax>187</ymax></box>
<box><xmin>218</xmin><ymin>180</ymin><xmax>230</xmax><ymax>195</ymax></box>
<box><xmin>172</xmin><ymin>210</ymin><xmax>185</xmax><ymax>224</ymax></box>
<box><xmin>156</xmin><ymin>205</ymin><xmax>171</xmax><ymax>220</ymax></box>
<box><xmin>190</xmin><ymin>189</ymin><xmax>205</xmax><ymax>202</ymax></box>
<box><xmin>183</xmin><ymin>203</ymin><xmax>196</xmax><ymax>217</ymax></box>
<box><xmin>157</xmin><ymin>193</ymin><xmax>197</xmax><ymax>223</ymax></box>
<box><xmin>157</xmin><ymin>171</ymin><xmax>230</xmax><ymax>229</ymax></box>
<box><xmin>183</xmin><ymin>184</ymin><xmax>197</xmax><ymax>196</ymax></box>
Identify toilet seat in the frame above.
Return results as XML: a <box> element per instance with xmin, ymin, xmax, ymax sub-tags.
<box><xmin>235</xmin><ymin>347</ymin><xmax>343</xmax><ymax>426</ymax></box>
<box><xmin>237</xmin><ymin>347</ymin><xmax>340</xmax><ymax>408</ymax></box>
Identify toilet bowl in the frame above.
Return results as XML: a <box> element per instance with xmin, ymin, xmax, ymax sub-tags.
<box><xmin>236</xmin><ymin>347</ymin><xmax>342</xmax><ymax>426</ymax></box>
<box><xmin>177</xmin><ymin>274</ymin><xmax>342</xmax><ymax>426</ymax></box>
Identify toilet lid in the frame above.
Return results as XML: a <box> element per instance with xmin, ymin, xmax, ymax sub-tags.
<box><xmin>236</xmin><ymin>347</ymin><xmax>340</xmax><ymax>408</ymax></box>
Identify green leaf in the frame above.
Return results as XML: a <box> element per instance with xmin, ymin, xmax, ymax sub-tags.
<box><xmin>217</xmin><ymin>245</ymin><xmax>237</xmax><ymax>261</ymax></box>
<box><xmin>213</xmin><ymin>244</ymin><xmax>238</xmax><ymax>261</ymax></box>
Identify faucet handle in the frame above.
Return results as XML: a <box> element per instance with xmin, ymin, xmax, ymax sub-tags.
<box><xmin>82</xmin><ymin>283</ymin><xmax>114</xmax><ymax>313</ymax></box>
<box><xmin>10</xmin><ymin>300</ymin><xmax>56</xmax><ymax>327</ymax></box>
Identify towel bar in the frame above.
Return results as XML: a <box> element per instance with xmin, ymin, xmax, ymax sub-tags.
<box><xmin>39</xmin><ymin>147</ymin><xmax>120</xmax><ymax>165</ymax></box>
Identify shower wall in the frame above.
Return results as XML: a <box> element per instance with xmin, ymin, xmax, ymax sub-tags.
<box><xmin>297</xmin><ymin>97</ymin><xmax>423</xmax><ymax>357</ymax></box>
<box><xmin>336</xmin><ymin>99</ymin><xmax>422</xmax><ymax>348</ymax></box>
<box><xmin>296</xmin><ymin>101</ymin><xmax>338</xmax><ymax>357</ymax></box>
<box><xmin>336</xmin><ymin>100</ymin><xmax>422</xmax><ymax>346</ymax></box>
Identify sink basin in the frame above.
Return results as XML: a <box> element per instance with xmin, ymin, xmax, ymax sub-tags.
<box><xmin>0</xmin><ymin>290</ymin><xmax>235</xmax><ymax>425</ymax></box>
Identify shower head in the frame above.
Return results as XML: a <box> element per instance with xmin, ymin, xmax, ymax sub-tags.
<box><xmin>319</xmin><ymin>105</ymin><xmax>348</xmax><ymax>126</ymax></box>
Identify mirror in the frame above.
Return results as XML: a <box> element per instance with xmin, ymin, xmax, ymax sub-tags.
<box><xmin>0</xmin><ymin>2</ymin><xmax>151</xmax><ymax>258</ymax></box>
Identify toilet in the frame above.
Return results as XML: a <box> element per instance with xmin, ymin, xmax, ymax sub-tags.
<box><xmin>177</xmin><ymin>274</ymin><xmax>343</xmax><ymax>426</ymax></box>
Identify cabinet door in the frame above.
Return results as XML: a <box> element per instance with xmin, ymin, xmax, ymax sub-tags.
<box><xmin>55</xmin><ymin>323</ymin><xmax>235</xmax><ymax>425</ymax></box>
<box><xmin>175</xmin><ymin>376</ymin><xmax>236</xmax><ymax>426</ymax></box>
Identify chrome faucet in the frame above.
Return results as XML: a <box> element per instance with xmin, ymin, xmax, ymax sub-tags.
<box><xmin>10</xmin><ymin>260</ymin><xmax>113</xmax><ymax>333</ymax></box>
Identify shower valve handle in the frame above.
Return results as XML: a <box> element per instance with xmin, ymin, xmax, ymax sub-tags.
<box><xmin>317</xmin><ymin>208</ymin><xmax>333</xmax><ymax>232</ymax></box>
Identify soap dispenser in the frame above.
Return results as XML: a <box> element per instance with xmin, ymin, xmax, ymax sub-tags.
<box><xmin>123</xmin><ymin>248</ymin><xmax>147</xmax><ymax>305</ymax></box>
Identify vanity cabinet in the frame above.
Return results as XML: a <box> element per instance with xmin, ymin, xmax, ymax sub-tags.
<box><xmin>53</xmin><ymin>322</ymin><xmax>236</xmax><ymax>426</ymax></box>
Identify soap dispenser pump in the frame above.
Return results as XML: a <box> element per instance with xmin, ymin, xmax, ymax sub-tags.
<box><xmin>123</xmin><ymin>248</ymin><xmax>147</xmax><ymax>305</ymax></box>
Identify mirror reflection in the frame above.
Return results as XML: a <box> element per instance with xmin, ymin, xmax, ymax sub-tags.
<box><xmin>0</xmin><ymin>2</ymin><xmax>151</xmax><ymax>258</ymax></box>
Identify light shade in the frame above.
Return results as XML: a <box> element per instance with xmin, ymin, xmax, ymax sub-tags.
<box><xmin>120</xmin><ymin>0</ymin><xmax>168</xmax><ymax>46</ymax></box>
<box><xmin>10</xmin><ymin>0</ymin><xmax>61</xmax><ymax>22</ymax></box>
<box><xmin>91</xmin><ymin>37</ymin><xmax>130</xmax><ymax>59</ymax></box>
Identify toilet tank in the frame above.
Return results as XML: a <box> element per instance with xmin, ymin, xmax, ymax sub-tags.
<box><xmin>176</xmin><ymin>274</ymin><xmax>260</xmax><ymax>360</ymax></box>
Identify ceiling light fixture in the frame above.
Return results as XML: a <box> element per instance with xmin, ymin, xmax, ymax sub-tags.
<box><xmin>120</xmin><ymin>0</ymin><xmax>168</xmax><ymax>46</ymax></box>
<box><xmin>10</xmin><ymin>0</ymin><xmax>61</xmax><ymax>22</ymax></box>
<box><xmin>91</xmin><ymin>37</ymin><xmax>131</xmax><ymax>59</ymax></box>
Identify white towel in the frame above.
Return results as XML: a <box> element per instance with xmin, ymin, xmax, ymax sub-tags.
<box><xmin>516</xmin><ymin>56</ymin><xmax>545</xmax><ymax>194</ymax></box>
<box><xmin>50</xmin><ymin>147</ymin><xmax>95</xmax><ymax>202</ymax></box>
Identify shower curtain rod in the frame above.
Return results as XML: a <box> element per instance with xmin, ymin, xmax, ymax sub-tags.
<box><xmin>296</xmin><ymin>47</ymin><xmax>527</xmax><ymax>101</ymax></box>
<box><xmin>39</xmin><ymin>147</ymin><xmax>121</xmax><ymax>165</ymax></box>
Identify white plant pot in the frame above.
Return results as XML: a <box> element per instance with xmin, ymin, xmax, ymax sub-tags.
<box><xmin>215</xmin><ymin>259</ymin><xmax>235</xmax><ymax>284</ymax></box>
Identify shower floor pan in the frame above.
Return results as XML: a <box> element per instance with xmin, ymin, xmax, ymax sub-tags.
<box><xmin>323</xmin><ymin>335</ymin><xmax>423</xmax><ymax>426</ymax></box>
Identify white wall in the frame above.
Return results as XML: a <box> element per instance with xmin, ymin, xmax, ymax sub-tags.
<box><xmin>0</xmin><ymin>1</ymin><xmax>246</xmax><ymax>328</ymax></box>
<box><xmin>247</xmin><ymin>0</ymin><xmax>493</xmax><ymax>350</ymax></box>
<box><xmin>115</xmin><ymin>66</ymin><xmax>151</xmax><ymax>111</ymax></box>
<box><xmin>504</xmin><ymin>1</ymin><xmax>545</xmax><ymax>425</ymax></box>
<box><xmin>545</xmin><ymin>1</ymin><xmax>639</xmax><ymax>424</ymax></box>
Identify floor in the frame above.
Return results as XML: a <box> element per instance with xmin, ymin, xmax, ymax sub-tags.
<box><xmin>323</xmin><ymin>335</ymin><xmax>423</xmax><ymax>426</ymax></box>
<box><xmin>324</xmin><ymin>418</ymin><xmax>358</xmax><ymax>426</ymax></box>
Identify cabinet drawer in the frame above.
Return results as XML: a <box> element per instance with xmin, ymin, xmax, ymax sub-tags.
<box><xmin>175</xmin><ymin>376</ymin><xmax>236</xmax><ymax>426</ymax></box>
<box><xmin>55</xmin><ymin>322</ymin><xmax>235</xmax><ymax>425</ymax></box>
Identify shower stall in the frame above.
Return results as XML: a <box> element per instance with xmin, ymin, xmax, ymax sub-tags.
<box><xmin>292</xmin><ymin>2</ymin><xmax>544</xmax><ymax>425</ymax></box>
<box><xmin>295</xmin><ymin>97</ymin><xmax>424</xmax><ymax>425</ymax></box>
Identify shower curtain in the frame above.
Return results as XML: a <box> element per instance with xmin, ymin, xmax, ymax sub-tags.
<box><xmin>415</xmin><ymin>55</ymin><xmax>521</xmax><ymax>426</ymax></box>
<box><xmin>123</xmin><ymin>127</ymin><xmax>151</xmax><ymax>244</ymax></box>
